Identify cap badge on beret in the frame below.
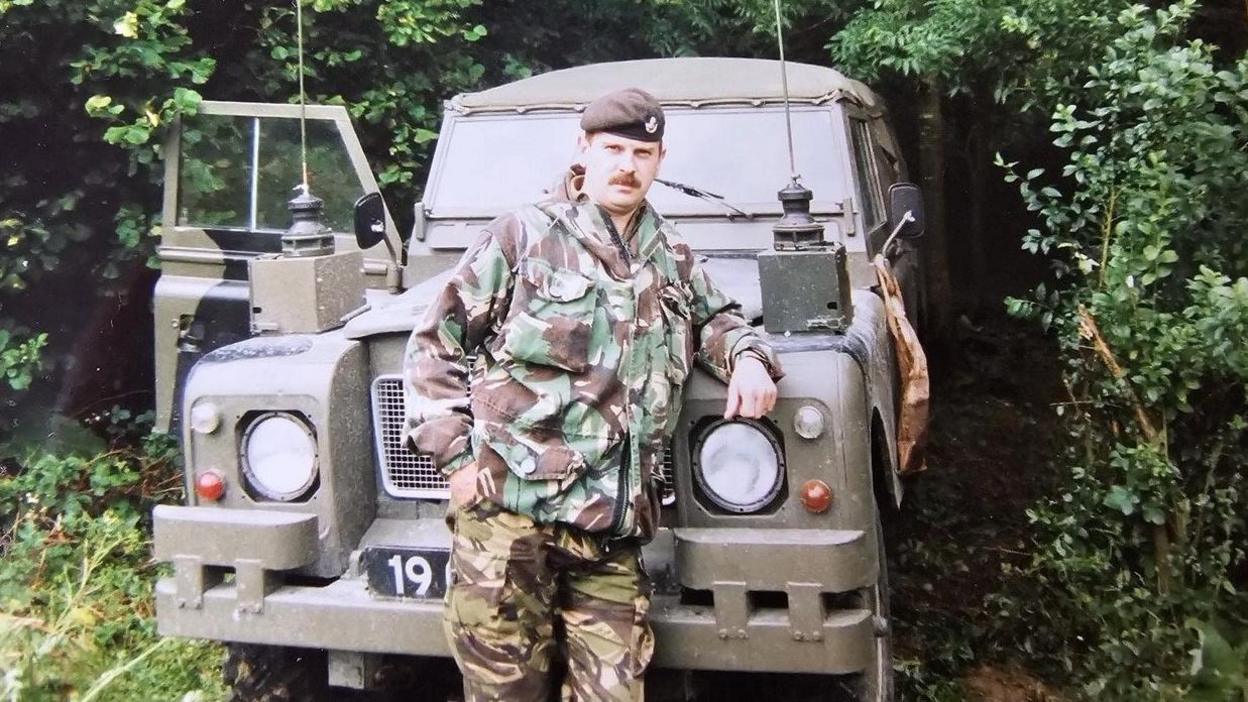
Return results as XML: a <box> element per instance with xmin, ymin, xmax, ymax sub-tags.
<box><xmin>644</xmin><ymin>116</ymin><xmax>658</xmax><ymax>134</ymax></box>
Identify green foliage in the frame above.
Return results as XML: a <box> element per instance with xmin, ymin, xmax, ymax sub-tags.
<box><xmin>831</xmin><ymin>0</ymin><xmax>1131</xmax><ymax>107</ymax></box>
<box><xmin>375</xmin><ymin>0</ymin><xmax>482</xmax><ymax>46</ymax></box>
<box><xmin>0</xmin><ymin>413</ymin><xmax>222</xmax><ymax>701</ymax></box>
<box><xmin>0</xmin><ymin>329</ymin><xmax>46</xmax><ymax>391</ymax></box>
<box><xmin>0</xmin><ymin>0</ymin><xmax>215</xmax><ymax>414</ymax></box>
<box><xmin>1187</xmin><ymin>620</ymin><xmax>1248</xmax><ymax>701</ymax></box>
<box><xmin>995</xmin><ymin>2</ymin><xmax>1248</xmax><ymax>697</ymax></box>
<box><xmin>831</xmin><ymin>0</ymin><xmax>1003</xmax><ymax>84</ymax></box>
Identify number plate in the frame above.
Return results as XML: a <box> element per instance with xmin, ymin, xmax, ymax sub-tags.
<box><xmin>362</xmin><ymin>547</ymin><xmax>452</xmax><ymax>599</ymax></box>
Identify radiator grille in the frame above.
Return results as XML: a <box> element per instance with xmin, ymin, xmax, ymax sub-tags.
<box><xmin>371</xmin><ymin>374</ymin><xmax>678</xmax><ymax>503</ymax></box>
<box><xmin>658</xmin><ymin>446</ymin><xmax>677</xmax><ymax>506</ymax></box>
<box><xmin>371</xmin><ymin>376</ymin><xmax>448</xmax><ymax>497</ymax></box>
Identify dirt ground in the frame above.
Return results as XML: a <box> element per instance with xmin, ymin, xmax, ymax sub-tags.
<box><xmin>963</xmin><ymin>665</ymin><xmax>1066</xmax><ymax>702</ymax></box>
<box><xmin>887</xmin><ymin>312</ymin><xmax>1068</xmax><ymax>700</ymax></box>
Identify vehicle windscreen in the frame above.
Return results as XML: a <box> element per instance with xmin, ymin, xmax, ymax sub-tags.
<box><xmin>425</xmin><ymin>106</ymin><xmax>849</xmax><ymax>218</ymax></box>
<box><xmin>177</xmin><ymin>114</ymin><xmax>364</xmax><ymax>234</ymax></box>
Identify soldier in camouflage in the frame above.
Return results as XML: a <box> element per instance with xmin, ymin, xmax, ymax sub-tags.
<box><xmin>403</xmin><ymin>87</ymin><xmax>784</xmax><ymax>701</ymax></box>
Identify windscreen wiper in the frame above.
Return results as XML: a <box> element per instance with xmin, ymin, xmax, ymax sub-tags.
<box><xmin>655</xmin><ymin>178</ymin><xmax>753</xmax><ymax>219</ymax></box>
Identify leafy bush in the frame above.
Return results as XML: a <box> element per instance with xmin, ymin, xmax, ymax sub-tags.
<box><xmin>997</xmin><ymin>2</ymin><xmax>1248</xmax><ymax>697</ymax></box>
<box><xmin>0</xmin><ymin>419</ymin><xmax>225</xmax><ymax>701</ymax></box>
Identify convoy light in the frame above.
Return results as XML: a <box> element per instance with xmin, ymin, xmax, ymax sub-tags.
<box><xmin>793</xmin><ymin>405</ymin><xmax>825</xmax><ymax>439</ymax></box>
<box><xmin>692</xmin><ymin>420</ymin><xmax>784</xmax><ymax>513</ymax></box>
<box><xmin>195</xmin><ymin>470</ymin><xmax>225</xmax><ymax>501</ymax></box>
<box><xmin>190</xmin><ymin>402</ymin><xmax>221</xmax><ymax>434</ymax></box>
<box><xmin>799</xmin><ymin>479</ymin><xmax>833</xmax><ymax>513</ymax></box>
<box><xmin>240</xmin><ymin>412</ymin><xmax>318</xmax><ymax>501</ymax></box>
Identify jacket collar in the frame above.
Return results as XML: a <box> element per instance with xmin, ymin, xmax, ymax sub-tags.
<box><xmin>542</xmin><ymin>199</ymin><xmax>665</xmax><ymax>279</ymax></box>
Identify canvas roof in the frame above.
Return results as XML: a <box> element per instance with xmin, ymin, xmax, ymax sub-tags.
<box><xmin>451</xmin><ymin>57</ymin><xmax>882</xmax><ymax>114</ymax></box>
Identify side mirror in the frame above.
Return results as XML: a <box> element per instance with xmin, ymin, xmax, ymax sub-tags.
<box><xmin>888</xmin><ymin>182</ymin><xmax>925</xmax><ymax>240</ymax></box>
<box><xmin>353</xmin><ymin>192</ymin><xmax>387</xmax><ymax>250</ymax></box>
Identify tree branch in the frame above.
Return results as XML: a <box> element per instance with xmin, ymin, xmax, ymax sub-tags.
<box><xmin>1077</xmin><ymin>305</ymin><xmax>1158</xmax><ymax>442</ymax></box>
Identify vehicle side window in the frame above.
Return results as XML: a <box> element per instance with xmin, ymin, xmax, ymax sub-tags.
<box><xmin>849</xmin><ymin>118</ymin><xmax>886</xmax><ymax>231</ymax></box>
<box><xmin>178</xmin><ymin>115</ymin><xmax>362</xmax><ymax>233</ymax></box>
<box><xmin>178</xmin><ymin>115</ymin><xmax>252</xmax><ymax>229</ymax></box>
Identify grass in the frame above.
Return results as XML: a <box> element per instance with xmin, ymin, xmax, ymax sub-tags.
<box><xmin>0</xmin><ymin>418</ymin><xmax>227</xmax><ymax>702</ymax></box>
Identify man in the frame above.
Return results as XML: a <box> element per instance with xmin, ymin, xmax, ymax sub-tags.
<box><xmin>403</xmin><ymin>87</ymin><xmax>784</xmax><ymax>701</ymax></box>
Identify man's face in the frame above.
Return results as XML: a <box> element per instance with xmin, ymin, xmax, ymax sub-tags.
<box><xmin>577</xmin><ymin>131</ymin><xmax>665</xmax><ymax>216</ymax></box>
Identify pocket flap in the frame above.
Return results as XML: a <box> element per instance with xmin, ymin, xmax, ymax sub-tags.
<box><xmin>481</xmin><ymin>424</ymin><xmax>586</xmax><ymax>482</ymax></box>
<box><xmin>524</xmin><ymin>263</ymin><xmax>592</xmax><ymax>302</ymax></box>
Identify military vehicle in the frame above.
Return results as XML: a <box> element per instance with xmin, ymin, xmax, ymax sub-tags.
<box><xmin>151</xmin><ymin>57</ymin><xmax>925</xmax><ymax>701</ymax></box>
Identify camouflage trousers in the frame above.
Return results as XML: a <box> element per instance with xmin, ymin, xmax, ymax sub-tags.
<box><xmin>444</xmin><ymin>500</ymin><xmax>654</xmax><ymax>701</ymax></box>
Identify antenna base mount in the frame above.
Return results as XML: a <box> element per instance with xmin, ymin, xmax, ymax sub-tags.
<box><xmin>772</xmin><ymin>178</ymin><xmax>825</xmax><ymax>250</ymax></box>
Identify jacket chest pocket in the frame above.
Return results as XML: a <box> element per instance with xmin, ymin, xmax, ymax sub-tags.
<box><xmin>657</xmin><ymin>282</ymin><xmax>694</xmax><ymax>385</ymax></box>
<box><xmin>502</xmin><ymin>262</ymin><xmax>597</xmax><ymax>373</ymax></box>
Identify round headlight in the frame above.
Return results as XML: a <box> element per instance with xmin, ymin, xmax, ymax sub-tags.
<box><xmin>240</xmin><ymin>412</ymin><xmax>318</xmax><ymax>501</ymax></box>
<box><xmin>693</xmin><ymin>420</ymin><xmax>784</xmax><ymax>513</ymax></box>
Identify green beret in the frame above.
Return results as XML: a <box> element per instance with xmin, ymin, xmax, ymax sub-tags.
<box><xmin>580</xmin><ymin>87</ymin><xmax>665</xmax><ymax>142</ymax></box>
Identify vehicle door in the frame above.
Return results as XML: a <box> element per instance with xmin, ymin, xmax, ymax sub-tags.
<box><xmin>153</xmin><ymin>101</ymin><xmax>399</xmax><ymax>433</ymax></box>
<box><xmin>845</xmin><ymin>106</ymin><xmax>924</xmax><ymax>323</ymax></box>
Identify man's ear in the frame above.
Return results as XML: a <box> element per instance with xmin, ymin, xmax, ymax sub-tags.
<box><xmin>577</xmin><ymin>131</ymin><xmax>591</xmax><ymax>156</ymax></box>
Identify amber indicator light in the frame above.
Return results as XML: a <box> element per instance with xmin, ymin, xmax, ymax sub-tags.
<box><xmin>799</xmin><ymin>479</ymin><xmax>833</xmax><ymax>513</ymax></box>
<box><xmin>195</xmin><ymin>471</ymin><xmax>225</xmax><ymax>501</ymax></box>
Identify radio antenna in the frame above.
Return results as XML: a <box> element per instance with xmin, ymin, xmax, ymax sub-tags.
<box><xmin>280</xmin><ymin>0</ymin><xmax>333</xmax><ymax>259</ymax></box>
<box><xmin>769</xmin><ymin>0</ymin><xmax>824</xmax><ymax>250</ymax></box>
<box><xmin>295</xmin><ymin>0</ymin><xmax>309</xmax><ymax>193</ymax></box>
<box><xmin>773</xmin><ymin>0</ymin><xmax>798</xmax><ymax>183</ymax></box>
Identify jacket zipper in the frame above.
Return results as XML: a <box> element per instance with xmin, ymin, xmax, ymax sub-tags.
<box><xmin>609</xmin><ymin>438</ymin><xmax>631</xmax><ymax>537</ymax></box>
<box><xmin>606</xmin><ymin>214</ymin><xmax>634</xmax><ymax>537</ymax></box>
<box><xmin>602</xmin><ymin>212</ymin><xmax>632</xmax><ymax>267</ymax></box>
<box><xmin>610</xmin><ymin>320</ymin><xmax>634</xmax><ymax>537</ymax></box>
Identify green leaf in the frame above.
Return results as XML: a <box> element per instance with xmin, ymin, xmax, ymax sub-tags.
<box><xmin>9</xmin><ymin>369</ymin><xmax>32</xmax><ymax>390</ymax></box>
<box><xmin>123</xmin><ymin>125</ymin><xmax>151</xmax><ymax>144</ymax></box>
<box><xmin>1103</xmin><ymin>485</ymin><xmax>1138</xmax><ymax>515</ymax></box>
<box><xmin>85</xmin><ymin>95</ymin><xmax>113</xmax><ymax>113</ymax></box>
<box><xmin>103</xmin><ymin>126</ymin><xmax>130</xmax><ymax>144</ymax></box>
<box><xmin>113</xmin><ymin>11</ymin><xmax>139</xmax><ymax>38</ymax></box>
<box><xmin>172</xmin><ymin>87</ymin><xmax>202</xmax><ymax>113</ymax></box>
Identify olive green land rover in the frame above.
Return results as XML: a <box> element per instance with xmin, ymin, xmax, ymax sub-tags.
<box><xmin>151</xmin><ymin>57</ymin><xmax>925</xmax><ymax>701</ymax></box>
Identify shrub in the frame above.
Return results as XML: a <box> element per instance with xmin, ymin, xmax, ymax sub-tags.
<box><xmin>998</xmin><ymin>2</ymin><xmax>1248</xmax><ymax>697</ymax></box>
<box><xmin>0</xmin><ymin>419</ymin><xmax>225</xmax><ymax>701</ymax></box>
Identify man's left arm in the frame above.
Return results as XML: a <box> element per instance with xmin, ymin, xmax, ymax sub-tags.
<box><xmin>686</xmin><ymin>259</ymin><xmax>784</xmax><ymax>418</ymax></box>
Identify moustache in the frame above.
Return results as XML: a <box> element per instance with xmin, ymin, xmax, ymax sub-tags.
<box><xmin>609</xmin><ymin>174</ymin><xmax>640</xmax><ymax>188</ymax></box>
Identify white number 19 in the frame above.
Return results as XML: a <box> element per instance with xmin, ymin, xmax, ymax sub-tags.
<box><xmin>387</xmin><ymin>554</ymin><xmax>432</xmax><ymax>596</ymax></box>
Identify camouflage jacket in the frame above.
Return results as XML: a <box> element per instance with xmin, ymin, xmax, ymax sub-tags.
<box><xmin>402</xmin><ymin>199</ymin><xmax>783</xmax><ymax>540</ymax></box>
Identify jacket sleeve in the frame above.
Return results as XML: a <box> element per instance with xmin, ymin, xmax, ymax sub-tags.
<box><xmin>402</xmin><ymin>226</ymin><xmax>515</xmax><ymax>475</ymax></box>
<box><xmin>687</xmin><ymin>256</ymin><xmax>785</xmax><ymax>385</ymax></box>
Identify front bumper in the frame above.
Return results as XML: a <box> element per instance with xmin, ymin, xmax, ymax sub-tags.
<box><xmin>153</xmin><ymin>506</ymin><xmax>879</xmax><ymax>675</ymax></box>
